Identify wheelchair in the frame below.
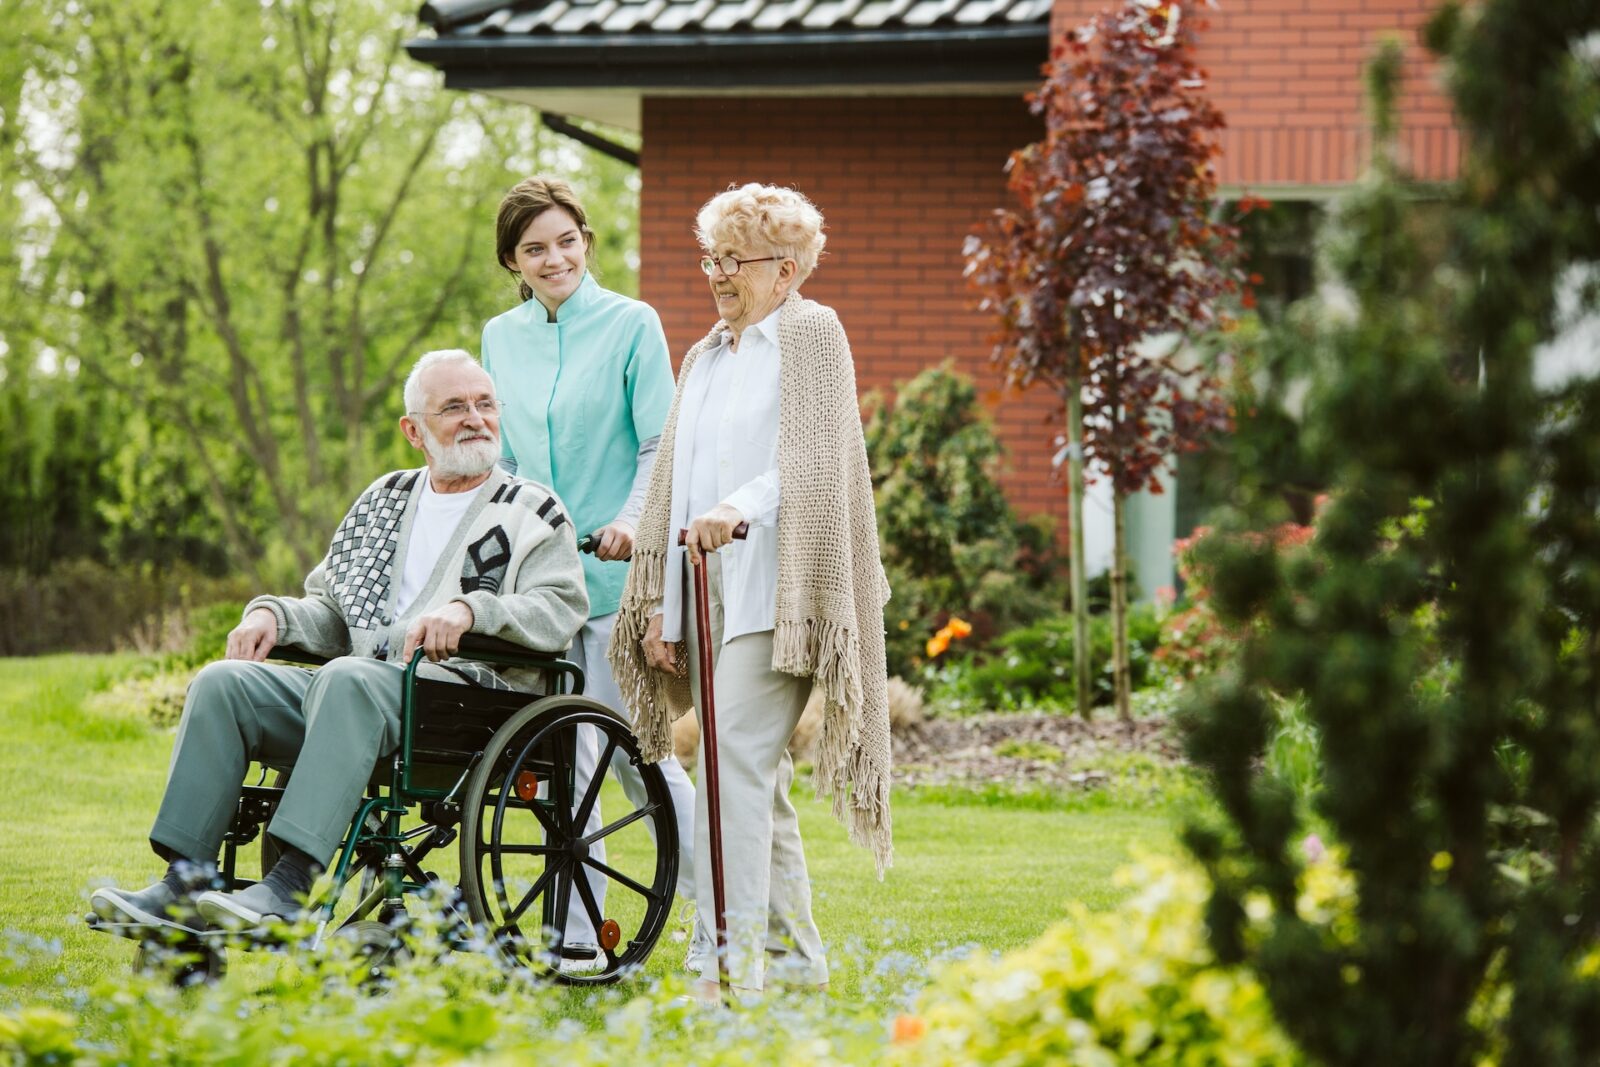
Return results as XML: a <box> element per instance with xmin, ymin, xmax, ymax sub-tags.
<box><xmin>87</xmin><ymin>634</ymin><xmax>680</xmax><ymax>987</ymax></box>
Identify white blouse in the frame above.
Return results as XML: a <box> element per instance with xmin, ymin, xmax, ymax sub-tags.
<box><xmin>660</xmin><ymin>306</ymin><xmax>783</xmax><ymax>645</ymax></box>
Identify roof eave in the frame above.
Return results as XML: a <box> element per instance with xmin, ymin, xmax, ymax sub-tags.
<box><xmin>404</xmin><ymin>25</ymin><xmax>1048</xmax><ymax>90</ymax></box>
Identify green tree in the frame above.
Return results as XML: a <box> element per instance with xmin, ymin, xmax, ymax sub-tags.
<box><xmin>0</xmin><ymin>0</ymin><xmax>638</xmax><ymax>583</ymax></box>
<box><xmin>1182</xmin><ymin>3</ymin><xmax>1600</xmax><ymax>1061</ymax></box>
<box><xmin>966</xmin><ymin>0</ymin><xmax>1239</xmax><ymax>718</ymax></box>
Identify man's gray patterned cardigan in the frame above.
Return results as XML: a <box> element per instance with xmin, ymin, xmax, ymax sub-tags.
<box><xmin>245</xmin><ymin>466</ymin><xmax>588</xmax><ymax>692</ymax></box>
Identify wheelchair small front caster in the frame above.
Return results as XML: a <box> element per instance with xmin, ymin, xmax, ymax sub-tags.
<box><xmin>332</xmin><ymin>920</ymin><xmax>411</xmax><ymax>990</ymax></box>
<box><xmin>132</xmin><ymin>936</ymin><xmax>226</xmax><ymax>988</ymax></box>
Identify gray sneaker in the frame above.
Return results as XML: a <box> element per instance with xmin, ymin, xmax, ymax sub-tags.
<box><xmin>90</xmin><ymin>882</ymin><xmax>202</xmax><ymax>933</ymax></box>
<box><xmin>196</xmin><ymin>881</ymin><xmax>302</xmax><ymax>931</ymax></box>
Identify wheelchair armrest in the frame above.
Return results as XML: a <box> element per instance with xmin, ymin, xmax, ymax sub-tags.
<box><xmin>271</xmin><ymin>645</ymin><xmax>331</xmax><ymax>667</ymax></box>
<box><xmin>456</xmin><ymin>633</ymin><xmax>570</xmax><ymax>670</ymax></box>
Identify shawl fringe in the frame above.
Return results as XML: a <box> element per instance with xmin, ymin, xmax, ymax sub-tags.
<box><xmin>813</xmin><ymin>694</ymin><xmax>895</xmax><ymax>876</ymax></box>
<box><xmin>773</xmin><ymin>617</ymin><xmax>864</xmax><ymax>714</ymax></box>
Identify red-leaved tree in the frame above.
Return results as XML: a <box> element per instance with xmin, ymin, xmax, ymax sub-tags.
<box><xmin>966</xmin><ymin>0</ymin><xmax>1243</xmax><ymax>718</ymax></box>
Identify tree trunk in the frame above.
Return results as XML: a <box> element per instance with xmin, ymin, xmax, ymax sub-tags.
<box><xmin>1065</xmin><ymin>378</ymin><xmax>1092</xmax><ymax>719</ymax></box>
<box><xmin>1111</xmin><ymin>482</ymin><xmax>1132</xmax><ymax>722</ymax></box>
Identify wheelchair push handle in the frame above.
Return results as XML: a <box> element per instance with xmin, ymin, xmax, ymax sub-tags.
<box><xmin>676</xmin><ymin>522</ymin><xmax>750</xmax><ymax>547</ymax></box>
<box><xmin>577</xmin><ymin>528</ymin><xmax>638</xmax><ymax>558</ymax></box>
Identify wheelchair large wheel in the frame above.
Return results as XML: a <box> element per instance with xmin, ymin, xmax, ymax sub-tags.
<box><xmin>458</xmin><ymin>696</ymin><xmax>678</xmax><ymax>985</ymax></box>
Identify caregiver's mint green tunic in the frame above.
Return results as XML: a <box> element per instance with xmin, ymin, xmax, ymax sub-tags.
<box><xmin>480</xmin><ymin>272</ymin><xmax>674</xmax><ymax>618</ymax></box>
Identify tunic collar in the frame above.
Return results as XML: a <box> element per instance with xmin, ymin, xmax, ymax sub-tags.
<box><xmin>532</xmin><ymin>270</ymin><xmax>602</xmax><ymax>324</ymax></box>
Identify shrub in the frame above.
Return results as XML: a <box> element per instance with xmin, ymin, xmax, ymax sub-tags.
<box><xmin>0</xmin><ymin>560</ymin><xmax>249</xmax><ymax>657</ymax></box>
<box><xmin>160</xmin><ymin>601</ymin><xmax>248</xmax><ymax>673</ymax></box>
<box><xmin>85</xmin><ymin>670</ymin><xmax>193</xmax><ymax>728</ymax></box>
<box><xmin>1155</xmin><ymin>521</ymin><xmax>1314</xmax><ymax>683</ymax></box>
<box><xmin>865</xmin><ymin>363</ymin><xmax>1065</xmax><ymax>676</ymax></box>
<box><xmin>927</xmin><ymin>605</ymin><xmax>1163</xmax><ymax>713</ymax></box>
<box><xmin>888</xmin><ymin>853</ymin><xmax>1307</xmax><ymax>1066</ymax></box>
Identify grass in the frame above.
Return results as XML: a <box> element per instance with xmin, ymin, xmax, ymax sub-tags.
<box><xmin>0</xmin><ymin>653</ymin><xmax>1177</xmax><ymax>1014</ymax></box>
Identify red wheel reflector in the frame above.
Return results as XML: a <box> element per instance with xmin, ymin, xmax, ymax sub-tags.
<box><xmin>599</xmin><ymin>919</ymin><xmax>621</xmax><ymax>952</ymax></box>
<box><xmin>515</xmin><ymin>770</ymin><xmax>539</xmax><ymax>802</ymax></box>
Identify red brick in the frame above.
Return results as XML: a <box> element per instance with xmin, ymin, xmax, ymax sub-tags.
<box><xmin>640</xmin><ymin>1</ymin><xmax>1457</xmax><ymax>525</ymax></box>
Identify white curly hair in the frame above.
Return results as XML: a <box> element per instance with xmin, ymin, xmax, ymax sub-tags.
<box><xmin>694</xmin><ymin>183</ymin><xmax>827</xmax><ymax>287</ymax></box>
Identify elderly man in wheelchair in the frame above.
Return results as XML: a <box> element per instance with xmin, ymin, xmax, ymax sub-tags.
<box><xmin>88</xmin><ymin>348</ymin><xmax>682</xmax><ymax>983</ymax></box>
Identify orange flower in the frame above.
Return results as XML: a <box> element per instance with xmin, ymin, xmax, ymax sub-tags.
<box><xmin>946</xmin><ymin>617</ymin><xmax>973</xmax><ymax>638</ymax></box>
<box><xmin>893</xmin><ymin>1014</ymin><xmax>928</xmax><ymax>1043</ymax></box>
<box><xmin>926</xmin><ymin>634</ymin><xmax>950</xmax><ymax>658</ymax></box>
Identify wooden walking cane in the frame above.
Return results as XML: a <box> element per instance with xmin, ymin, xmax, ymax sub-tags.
<box><xmin>678</xmin><ymin>521</ymin><xmax>748</xmax><ymax>995</ymax></box>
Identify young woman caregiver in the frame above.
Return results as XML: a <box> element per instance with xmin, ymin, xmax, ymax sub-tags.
<box><xmin>481</xmin><ymin>175</ymin><xmax>701</xmax><ymax>973</ymax></box>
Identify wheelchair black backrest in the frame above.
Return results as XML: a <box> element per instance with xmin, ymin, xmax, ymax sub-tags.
<box><xmin>409</xmin><ymin>676</ymin><xmax>534</xmax><ymax>764</ymax></box>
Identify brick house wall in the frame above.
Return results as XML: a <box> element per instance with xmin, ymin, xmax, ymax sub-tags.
<box><xmin>639</xmin><ymin>94</ymin><xmax>1073</xmax><ymax>527</ymax></box>
<box><xmin>1050</xmin><ymin>0</ymin><xmax>1458</xmax><ymax>183</ymax></box>
<box><xmin>636</xmin><ymin>2</ymin><xmax>1459</xmax><ymax>546</ymax></box>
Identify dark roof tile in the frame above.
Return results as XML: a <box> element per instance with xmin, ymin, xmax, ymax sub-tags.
<box><xmin>419</xmin><ymin>0</ymin><xmax>1045</xmax><ymax>36</ymax></box>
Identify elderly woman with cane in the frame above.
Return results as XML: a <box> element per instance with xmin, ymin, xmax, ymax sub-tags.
<box><xmin>609</xmin><ymin>183</ymin><xmax>893</xmax><ymax>1002</ymax></box>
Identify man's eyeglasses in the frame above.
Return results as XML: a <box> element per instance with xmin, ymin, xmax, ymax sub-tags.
<box><xmin>412</xmin><ymin>398</ymin><xmax>502</xmax><ymax>420</ymax></box>
<box><xmin>699</xmin><ymin>254</ymin><xmax>779</xmax><ymax>277</ymax></box>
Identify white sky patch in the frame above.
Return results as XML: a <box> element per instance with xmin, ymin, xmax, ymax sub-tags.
<box><xmin>1535</xmin><ymin>263</ymin><xmax>1600</xmax><ymax>389</ymax></box>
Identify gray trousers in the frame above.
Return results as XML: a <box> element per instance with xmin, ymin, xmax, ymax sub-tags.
<box><xmin>686</xmin><ymin>553</ymin><xmax>827</xmax><ymax>991</ymax></box>
<box><xmin>150</xmin><ymin>657</ymin><xmax>406</xmax><ymax>865</ymax></box>
<box><xmin>564</xmin><ymin>612</ymin><xmax>698</xmax><ymax>942</ymax></box>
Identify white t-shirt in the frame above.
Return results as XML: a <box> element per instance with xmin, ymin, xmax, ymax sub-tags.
<box><xmin>393</xmin><ymin>477</ymin><xmax>478</xmax><ymax>617</ymax></box>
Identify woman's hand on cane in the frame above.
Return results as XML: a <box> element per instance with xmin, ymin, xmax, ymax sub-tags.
<box><xmin>684</xmin><ymin>503</ymin><xmax>747</xmax><ymax>565</ymax></box>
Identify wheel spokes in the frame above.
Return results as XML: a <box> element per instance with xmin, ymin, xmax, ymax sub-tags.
<box><xmin>587</xmin><ymin>801</ymin><xmax>660</xmax><ymax>845</ymax></box>
<box><xmin>572</xmin><ymin>861</ymin><xmax>608</xmax><ymax>938</ymax></box>
<box><xmin>582</xmin><ymin>855</ymin><xmax>668</xmax><ymax>903</ymax></box>
<box><xmin>549</xmin><ymin>730</ymin><xmax>576</xmax><ymax>836</ymax></box>
<box><xmin>573</xmin><ymin>734</ymin><xmax>620</xmax><ymax>831</ymax></box>
<box><xmin>503</xmin><ymin>862</ymin><xmax>561</xmax><ymax>927</ymax></box>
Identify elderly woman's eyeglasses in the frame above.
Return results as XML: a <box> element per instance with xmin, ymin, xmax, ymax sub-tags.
<box><xmin>413</xmin><ymin>399</ymin><xmax>502</xmax><ymax>420</ymax></box>
<box><xmin>699</xmin><ymin>254</ymin><xmax>778</xmax><ymax>277</ymax></box>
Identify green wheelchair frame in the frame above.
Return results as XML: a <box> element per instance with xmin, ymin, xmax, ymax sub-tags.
<box><xmin>107</xmin><ymin>634</ymin><xmax>680</xmax><ymax>986</ymax></box>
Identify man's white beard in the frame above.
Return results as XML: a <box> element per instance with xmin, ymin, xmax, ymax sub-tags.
<box><xmin>422</xmin><ymin>424</ymin><xmax>499</xmax><ymax>480</ymax></box>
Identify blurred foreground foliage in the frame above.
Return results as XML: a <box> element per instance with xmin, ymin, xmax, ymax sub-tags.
<box><xmin>889</xmin><ymin>853</ymin><xmax>1309</xmax><ymax>1066</ymax></box>
<box><xmin>1181</xmin><ymin>4</ymin><xmax>1600</xmax><ymax>1063</ymax></box>
<box><xmin>0</xmin><ymin>855</ymin><xmax>1317</xmax><ymax>1067</ymax></box>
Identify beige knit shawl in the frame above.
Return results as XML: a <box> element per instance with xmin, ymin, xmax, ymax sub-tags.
<box><xmin>608</xmin><ymin>292</ymin><xmax>894</xmax><ymax>873</ymax></box>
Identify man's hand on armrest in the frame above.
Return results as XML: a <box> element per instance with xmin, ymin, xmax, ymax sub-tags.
<box><xmin>402</xmin><ymin>601</ymin><xmax>475</xmax><ymax>663</ymax></box>
<box><xmin>227</xmin><ymin>608</ymin><xmax>279</xmax><ymax>662</ymax></box>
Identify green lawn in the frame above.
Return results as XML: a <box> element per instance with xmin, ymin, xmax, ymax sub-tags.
<box><xmin>0</xmin><ymin>654</ymin><xmax>1176</xmax><ymax>1010</ymax></box>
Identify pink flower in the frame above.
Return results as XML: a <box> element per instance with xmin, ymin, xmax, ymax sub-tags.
<box><xmin>1301</xmin><ymin>833</ymin><xmax>1326</xmax><ymax>864</ymax></box>
<box><xmin>1155</xmin><ymin>585</ymin><xmax>1177</xmax><ymax>608</ymax></box>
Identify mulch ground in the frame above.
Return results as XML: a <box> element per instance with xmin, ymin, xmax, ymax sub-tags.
<box><xmin>891</xmin><ymin>713</ymin><xmax>1183</xmax><ymax>790</ymax></box>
